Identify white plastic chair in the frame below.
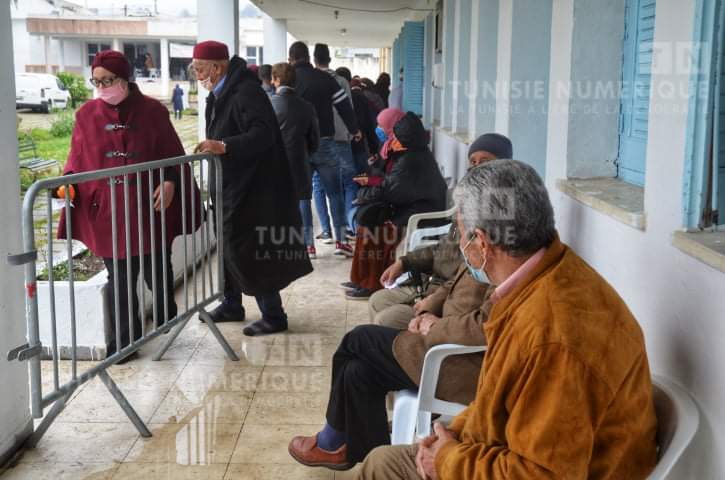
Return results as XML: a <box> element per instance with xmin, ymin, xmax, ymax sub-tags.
<box><xmin>648</xmin><ymin>375</ymin><xmax>699</xmax><ymax>480</ymax></box>
<box><xmin>403</xmin><ymin>205</ymin><xmax>457</xmax><ymax>255</ymax></box>
<box><xmin>391</xmin><ymin>343</ymin><xmax>487</xmax><ymax>445</ymax></box>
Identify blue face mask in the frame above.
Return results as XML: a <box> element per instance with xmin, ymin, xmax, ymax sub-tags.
<box><xmin>460</xmin><ymin>237</ymin><xmax>491</xmax><ymax>285</ymax></box>
<box><xmin>375</xmin><ymin>126</ymin><xmax>387</xmax><ymax>144</ymax></box>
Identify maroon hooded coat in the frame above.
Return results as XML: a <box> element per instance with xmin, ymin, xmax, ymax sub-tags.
<box><xmin>58</xmin><ymin>83</ymin><xmax>201</xmax><ymax>258</ymax></box>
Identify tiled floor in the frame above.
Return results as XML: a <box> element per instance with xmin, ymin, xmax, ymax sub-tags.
<box><xmin>0</xmin><ymin>244</ymin><xmax>366</xmax><ymax>479</ymax></box>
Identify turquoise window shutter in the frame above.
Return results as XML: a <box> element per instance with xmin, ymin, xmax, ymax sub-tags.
<box><xmin>402</xmin><ymin>21</ymin><xmax>425</xmax><ymax>115</ymax></box>
<box><xmin>617</xmin><ymin>0</ymin><xmax>657</xmax><ymax>186</ymax></box>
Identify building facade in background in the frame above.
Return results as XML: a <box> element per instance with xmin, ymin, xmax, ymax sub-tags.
<box><xmin>11</xmin><ymin>0</ymin><xmax>383</xmax><ymax>99</ymax></box>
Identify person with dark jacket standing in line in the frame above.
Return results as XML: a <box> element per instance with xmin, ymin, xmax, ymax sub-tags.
<box><xmin>270</xmin><ymin>62</ymin><xmax>321</xmax><ymax>258</ymax></box>
<box><xmin>259</xmin><ymin>64</ymin><xmax>275</xmax><ymax>97</ymax></box>
<box><xmin>192</xmin><ymin>40</ymin><xmax>312</xmax><ymax>336</ymax></box>
<box><xmin>335</xmin><ymin>67</ymin><xmax>380</xmax><ymax>232</ymax></box>
<box><xmin>289</xmin><ymin>41</ymin><xmax>361</xmax><ymax>258</ymax></box>
<box><xmin>375</xmin><ymin>72</ymin><xmax>391</xmax><ymax>108</ymax></box>
<box><xmin>335</xmin><ymin>69</ymin><xmax>380</xmax><ymax>175</ymax></box>
<box><xmin>313</xmin><ymin>44</ymin><xmax>358</xmax><ymax>240</ymax></box>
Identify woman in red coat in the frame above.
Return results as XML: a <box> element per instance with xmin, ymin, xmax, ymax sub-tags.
<box><xmin>58</xmin><ymin>50</ymin><xmax>199</xmax><ymax>361</ymax></box>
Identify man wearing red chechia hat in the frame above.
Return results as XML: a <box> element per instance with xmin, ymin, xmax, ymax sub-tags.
<box><xmin>57</xmin><ymin>50</ymin><xmax>201</xmax><ymax>363</ymax></box>
<box><xmin>192</xmin><ymin>40</ymin><xmax>312</xmax><ymax>336</ymax></box>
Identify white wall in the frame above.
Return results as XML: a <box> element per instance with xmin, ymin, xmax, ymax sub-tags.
<box><xmin>11</xmin><ymin>18</ymin><xmax>31</xmax><ymax>72</ymax></box>
<box><xmin>433</xmin><ymin>0</ymin><xmax>725</xmax><ymax>477</ymax></box>
<box><xmin>0</xmin><ymin>0</ymin><xmax>33</xmax><ymax>464</ymax></box>
<box><xmin>549</xmin><ymin>1</ymin><xmax>725</xmax><ymax>477</ymax></box>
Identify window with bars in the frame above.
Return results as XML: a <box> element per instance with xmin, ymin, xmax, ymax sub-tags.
<box><xmin>87</xmin><ymin>42</ymin><xmax>111</xmax><ymax>67</ymax></box>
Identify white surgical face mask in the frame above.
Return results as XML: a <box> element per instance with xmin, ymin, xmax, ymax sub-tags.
<box><xmin>460</xmin><ymin>237</ymin><xmax>492</xmax><ymax>285</ymax></box>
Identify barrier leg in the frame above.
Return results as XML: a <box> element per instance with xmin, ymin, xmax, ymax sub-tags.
<box><xmin>152</xmin><ymin>316</ymin><xmax>190</xmax><ymax>361</ymax></box>
<box><xmin>199</xmin><ymin>308</ymin><xmax>239</xmax><ymax>361</ymax></box>
<box><xmin>98</xmin><ymin>370</ymin><xmax>152</xmax><ymax>438</ymax></box>
<box><xmin>25</xmin><ymin>384</ymin><xmax>78</xmax><ymax>448</ymax></box>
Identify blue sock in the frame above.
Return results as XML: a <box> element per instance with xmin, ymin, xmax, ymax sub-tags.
<box><xmin>316</xmin><ymin>423</ymin><xmax>345</xmax><ymax>452</ymax></box>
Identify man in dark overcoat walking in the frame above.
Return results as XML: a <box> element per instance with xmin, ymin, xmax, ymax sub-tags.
<box><xmin>193</xmin><ymin>40</ymin><xmax>312</xmax><ymax>336</ymax></box>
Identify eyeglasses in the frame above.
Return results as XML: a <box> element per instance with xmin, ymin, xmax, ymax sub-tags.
<box><xmin>89</xmin><ymin>76</ymin><xmax>118</xmax><ymax>88</ymax></box>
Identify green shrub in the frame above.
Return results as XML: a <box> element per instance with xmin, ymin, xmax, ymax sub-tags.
<box><xmin>50</xmin><ymin>111</ymin><xmax>75</xmax><ymax>138</ymax></box>
<box><xmin>30</xmin><ymin>128</ymin><xmax>52</xmax><ymax>141</ymax></box>
<box><xmin>57</xmin><ymin>72</ymin><xmax>91</xmax><ymax>107</ymax></box>
<box><xmin>19</xmin><ymin>168</ymin><xmax>34</xmax><ymax>191</ymax></box>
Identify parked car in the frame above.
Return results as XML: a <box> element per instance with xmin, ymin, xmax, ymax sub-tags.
<box><xmin>15</xmin><ymin>73</ymin><xmax>71</xmax><ymax>113</ymax></box>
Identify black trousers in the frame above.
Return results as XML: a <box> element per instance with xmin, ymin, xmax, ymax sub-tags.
<box><xmin>103</xmin><ymin>253</ymin><xmax>177</xmax><ymax>354</ymax></box>
<box><xmin>326</xmin><ymin>325</ymin><xmax>417</xmax><ymax>464</ymax></box>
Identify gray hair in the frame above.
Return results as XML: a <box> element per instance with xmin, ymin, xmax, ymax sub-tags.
<box><xmin>453</xmin><ymin>159</ymin><xmax>556</xmax><ymax>257</ymax></box>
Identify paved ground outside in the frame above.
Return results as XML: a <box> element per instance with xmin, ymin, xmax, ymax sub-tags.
<box><xmin>0</xmin><ymin>244</ymin><xmax>367</xmax><ymax>479</ymax></box>
<box><xmin>5</xmin><ymin>108</ymin><xmax>369</xmax><ymax>478</ymax></box>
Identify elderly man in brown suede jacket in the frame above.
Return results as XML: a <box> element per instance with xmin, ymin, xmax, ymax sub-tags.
<box><xmin>369</xmin><ymin>133</ymin><xmax>513</xmax><ymax>330</ymax></box>
<box><xmin>355</xmin><ymin>160</ymin><xmax>658</xmax><ymax>480</ymax></box>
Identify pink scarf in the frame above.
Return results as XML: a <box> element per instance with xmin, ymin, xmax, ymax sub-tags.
<box><xmin>377</xmin><ymin>107</ymin><xmax>405</xmax><ymax>159</ymax></box>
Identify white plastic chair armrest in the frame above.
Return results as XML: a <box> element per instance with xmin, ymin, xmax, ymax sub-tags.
<box><xmin>403</xmin><ymin>206</ymin><xmax>457</xmax><ymax>255</ymax></box>
<box><xmin>416</xmin><ymin>343</ymin><xmax>487</xmax><ymax>437</ymax></box>
<box><xmin>406</xmin><ymin>205</ymin><xmax>458</xmax><ymax>233</ymax></box>
<box><xmin>408</xmin><ymin>223</ymin><xmax>452</xmax><ymax>252</ymax></box>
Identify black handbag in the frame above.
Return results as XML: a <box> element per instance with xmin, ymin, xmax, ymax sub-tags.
<box><xmin>354</xmin><ymin>201</ymin><xmax>392</xmax><ymax>228</ymax></box>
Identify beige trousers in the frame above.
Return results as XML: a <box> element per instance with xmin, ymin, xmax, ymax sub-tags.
<box><xmin>354</xmin><ymin>444</ymin><xmax>420</xmax><ymax>480</ymax></box>
<box><xmin>367</xmin><ymin>286</ymin><xmax>417</xmax><ymax>330</ymax></box>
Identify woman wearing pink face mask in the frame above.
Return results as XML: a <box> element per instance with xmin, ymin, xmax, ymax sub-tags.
<box><xmin>58</xmin><ymin>49</ymin><xmax>201</xmax><ymax>362</ymax></box>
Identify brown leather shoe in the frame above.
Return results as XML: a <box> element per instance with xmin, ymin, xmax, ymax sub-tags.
<box><xmin>288</xmin><ymin>434</ymin><xmax>353</xmax><ymax>471</ymax></box>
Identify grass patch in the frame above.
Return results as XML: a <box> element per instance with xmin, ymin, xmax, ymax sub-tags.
<box><xmin>33</xmin><ymin>135</ymin><xmax>71</xmax><ymax>165</ymax></box>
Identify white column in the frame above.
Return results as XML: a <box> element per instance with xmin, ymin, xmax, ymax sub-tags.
<box><xmin>160</xmin><ymin>38</ymin><xmax>169</xmax><ymax>98</ymax></box>
<box><xmin>58</xmin><ymin>38</ymin><xmax>66</xmax><ymax>72</ymax></box>
<box><xmin>0</xmin><ymin>0</ymin><xmax>32</xmax><ymax>465</ymax></box>
<box><xmin>263</xmin><ymin>14</ymin><xmax>287</xmax><ymax>64</ymax></box>
<box><xmin>112</xmin><ymin>38</ymin><xmax>121</xmax><ymax>52</ymax></box>
<box><xmin>42</xmin><ymin>35</ymin><xmax>50</xmax><ymax>73</ymax></box>
<box><xmin>197</xmin><ymin>0</ymin><xmax>239</xmax><ymax>141</ymax></box>
<box><xmin>494</xmin><ymin>0</ymin><xmax>513</xmax><ymax>136</ymax></box>
<box><xmin>468</xmin><ymin>0</ymin><xmax>480</xmax><ymax>137</ymax></box>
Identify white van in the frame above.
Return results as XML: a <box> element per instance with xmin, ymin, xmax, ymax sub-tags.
<box><xmin>15</xmin><ymin>73</ymin><xmax>71</xmax><ymax>113</ymax></box>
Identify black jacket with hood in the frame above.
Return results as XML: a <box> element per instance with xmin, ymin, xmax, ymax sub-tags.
<box><xmin>358</xmin><ymin>112</ymin><xmax>447</xmax><ymax>226</ymax></box>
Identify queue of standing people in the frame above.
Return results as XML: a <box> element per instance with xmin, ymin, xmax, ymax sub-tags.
<box><xmin>62</xmin><ymin>40</ymin><xmax>419</xmax><ymax>355</ymax></box>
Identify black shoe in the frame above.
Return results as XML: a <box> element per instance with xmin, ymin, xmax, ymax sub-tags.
<box><xmin>243</xmin><ymin>318</ymin><xmax>288</xmax><ymax>336</ymax></box>
<box><xmin>206</xmin><ymin>299</ymin><xmax>246</xmax><ymax>323</ymax></box>
<box><xmin>345</xmin><ymin>287</ymin><xmax>372</xmax><ymax>301</ymax></box>
<box><xmin>316</xmin><ymin>231</ymin><xmax>334</xmax><ymax>244</ymax></box>
<box><xmin>345</xmin><ymin>229</ymin><xmax>356</xmax><ymax>241</ymax></box>
<box><xmin>339</xmin><ymin>281</ymin><xmax>359</xmax><ymax>291</ymax></box>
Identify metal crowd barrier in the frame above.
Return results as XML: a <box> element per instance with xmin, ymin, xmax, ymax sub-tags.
<box><xmin>6</xmin><ymin>153</ymin><xmax>238</xmax><ymax>446</ymax></box>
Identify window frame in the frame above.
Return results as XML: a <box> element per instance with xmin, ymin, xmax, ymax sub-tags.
<box><xmin>683</xmin><ymin>0</ymin><xmax>723</xmax><ymax>229</ymax></box>
<box><xmin>86</xmin><ymin>42</ymin><xmax>111</xmax><ymax>67</ymax></box>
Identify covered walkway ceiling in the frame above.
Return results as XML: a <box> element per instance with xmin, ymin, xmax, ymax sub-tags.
<box><xmin>251</xmin><ymin>0</ymin><xmax>434</xmax><ymax>47</ymax></box>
